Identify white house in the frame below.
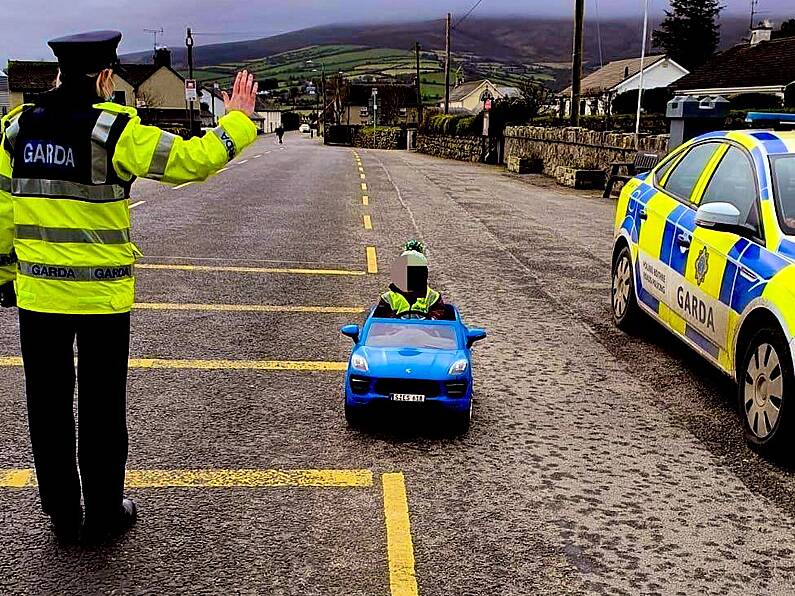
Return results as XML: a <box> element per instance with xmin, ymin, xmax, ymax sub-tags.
<box><xmin>0</xmin><ymin>70</ymin><xmax>9</xmax><ymax>116</ymax></box>
<box><xmin>439</xmin><ymin>79</ymin><xmax>520</xmax><ymax>114</ymax></box>
<box><xmin>200</xmin><ymin>86</ymin><xmax>226</xmax><ymax>126</ymax></box>
<box><xmin>562</xmin><ymin>55</ymin><xmax>689</xmax><ymax>116</ymax></box>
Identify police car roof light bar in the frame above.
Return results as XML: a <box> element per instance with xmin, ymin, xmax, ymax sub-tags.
<box><xmin>745</xmin><ymin>112</ymin><xmax>795</xmax><ymax>129</ymax></box>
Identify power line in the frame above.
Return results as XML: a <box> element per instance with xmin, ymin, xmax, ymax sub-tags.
<box><xmin>454</xmin><ymin>0</ymin><xmax>486</xmax><ymax>29</ymax></box>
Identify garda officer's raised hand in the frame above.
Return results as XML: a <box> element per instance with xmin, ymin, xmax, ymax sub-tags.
<box><xmin>222</xmin><ymin>70</ymin><xmax>258</xmax><ymax>118</ymax></box>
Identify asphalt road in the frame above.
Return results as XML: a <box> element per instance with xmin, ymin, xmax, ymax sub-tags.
<box><xmin>2</xmin><ymin>131</ymin><xmax>795</xmax><ymax>595</ymax></box>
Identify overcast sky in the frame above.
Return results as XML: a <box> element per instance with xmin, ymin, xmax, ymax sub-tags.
<box><xmin>2</xmin><ymin>0</ymin><xmax>791</xmax><ymax>68</ymax></box>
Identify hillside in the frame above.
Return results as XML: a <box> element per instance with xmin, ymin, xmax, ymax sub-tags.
<box><xmin>124</xmin><ymin>15</ymin><xmax>757</xmax><ymax>71</ymax></box>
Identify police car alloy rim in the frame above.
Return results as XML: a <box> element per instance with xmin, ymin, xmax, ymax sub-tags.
<box><xmin>744</xmin><ymin>342</ymin><xmax>783</xmax><ymax>439</ymax></box>
<box><xmin>613</xmin><ymin>254</ymin><xmax>632</xmax><ymax>319</ymax></box>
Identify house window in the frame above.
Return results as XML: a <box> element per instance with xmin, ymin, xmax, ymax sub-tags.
<box><xmin>399</xmin><ymin>107</ymin><xmax>407</xmax><ymax>116</ymax></box>
<box><xmin>113</xmin><ymin>91</ymin><xmax>126</xmax><ymax>105</ymax></box>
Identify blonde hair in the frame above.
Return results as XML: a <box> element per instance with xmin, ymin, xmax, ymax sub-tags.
<box><xmin>54</xmin><ymin>68</ymin><xmax>114</xmax><ymax>98</ymax></box>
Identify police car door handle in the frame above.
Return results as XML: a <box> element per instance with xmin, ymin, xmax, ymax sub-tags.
<box><xmin>676</xmin><ymin>233</ymin><xmax>691</xmax><ymax>248</ymax></box>
<box><xmin>639</xmin><ymin>208</ymin><xmax>648</xmax><ymax>220</ymax></box>
<box><xmin>739</xmin><ymin>266</ymin><xmax>758</xmax><ymax>282</ymax></box>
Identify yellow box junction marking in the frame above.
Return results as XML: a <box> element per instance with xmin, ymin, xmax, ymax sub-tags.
<box><xmin>363</xmin><ymin>215</ymin><xmax>373</xmax><ymax>230</ymax></box>
<box><xmin>137</xmin><ymin>263</ymin><xmax>365</xmax><ymax>276</ymax></box>
<box><xmin>366</xmin><ymin>246</ymin><xmax>378</xmax><ymax>274</ymax></box>
<box><xmin>0</xmin><ymin>468</ymin><xmax>373</xmax><ymax>489</ymax></box>
<box><xmin>0</xmin><ymin>357</ymin><xmax>346</xmax><ymax>371</ymax></box>
<box><xmin>134</xmin><ymin>303</ymin><xmax>365</xmax><ymax>314</ymax></box>
<box><xmin>362</xmin><ymin>195</ymin><xmax>369</xmax><ymax>206</ymax></box>
<box><xmin>383</xmin><ymin>473</ymin><xmax>419</xmax><ymax>596</ymax></box>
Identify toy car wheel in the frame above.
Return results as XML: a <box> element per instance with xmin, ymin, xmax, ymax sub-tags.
<box><xmin>450</xmin><ymin>400</ymin><xmax>472</xmax><ymax>434</ymax></box>
<box><xmin>344</xmin><ymin>401</ymin><xmax>365</xmax><ymax>428</ymax></box>
<box><xmin>612</xmin><ymin>244</ymin><xmax>640</xmax><ymax>331</ymax></box>
<box><xmin>739</xmin><ymin>327</ymin><xmax>795</xmax><ymax>456</ymax></box>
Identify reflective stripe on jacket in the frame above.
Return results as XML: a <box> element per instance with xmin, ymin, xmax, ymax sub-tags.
<box><xmin>381</xmin><ymin>287</ymin><xmax>440</xmax><ymax>315</ymax></box>
<box><xmin>9</xmin><ymin>101</ymin><xmax>256</xmax><ymax>314</ymax></box>
<box><xmin>0</xmin><ymin>106</ymin><xmax>27</xmax><ymax>286</ymax></box>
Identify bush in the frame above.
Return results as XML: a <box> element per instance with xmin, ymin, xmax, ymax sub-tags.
<box><xmin>420</xmin><ymin>112</ymin><xmax>482</xmax><ymax>137</ymax></box>
<box><xmin>730</xmin><ymin>93</ymin><xmax>783</xmax><ymax>110</ymax></box>
<box><xmin>612</xmin><ymin>87</ymin><xmax>674</xmax><ymax>115</ymax></box>
<box><xmin>281</xmin><ymin>111</ymin><xmax>300</xmax><ymax>131</ymax></box>
<box><xmin>526</xmin><ymin>113</ymin><xmax>669</xmax><ymax>134</ymax></box>
<box><xmin>787</xmin><ymin>83</ymin><xmax>795</xmax><ymax>108</ymax></box>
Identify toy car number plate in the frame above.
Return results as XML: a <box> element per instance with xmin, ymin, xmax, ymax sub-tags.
<box><xmin>391</xmin><ymin>393</ymin><xmax>425</xmax><ymax>403</ymax></box>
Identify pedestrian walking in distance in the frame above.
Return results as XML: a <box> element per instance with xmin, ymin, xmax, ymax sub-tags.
<box><xmin>276</xmin><ymin>125</ymin><xmax>285</xmax><ymax>144</ymax></box>
<box><xmin>0</xmin><ymin>30</ymin><xmax>258</xmax><ymax>543</ymax></box>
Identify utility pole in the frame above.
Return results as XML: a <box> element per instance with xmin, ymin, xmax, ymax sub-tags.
<box><xmin>571</xmin><ymin>0</ymin><xmax>585</xmax><ymax>126</ymax></box>
<box><xmin>321</xmin><ymin>66</ymin><xmax>327</xmax><ymax>139</ymax></box>
<box><xmin>415</xmin><ymin>42</ymin><xmax>423</xmax><ymax>125</ymax></box>
<box><xmin>444</xmin><ymin>12</ymin><xmax>452</xmax><ymax>114</ymax></box>
<box><xmin>186</xmin><ymin>27</ymin><xmax>195</xmax><ymax>135</ymax></box>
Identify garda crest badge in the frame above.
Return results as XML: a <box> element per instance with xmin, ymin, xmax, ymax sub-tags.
<box><xmin>695</xmin><ymin>246</ymin><xmax>709</xmax><ymax>286</ymax></box>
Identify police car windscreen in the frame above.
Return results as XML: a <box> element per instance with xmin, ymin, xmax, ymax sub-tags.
<box><xmin>365</xmin><ymin>323</ymin><xmax>458</xmax><ymax>350</ymax></box>
<box><xmin>773</xmin><ymin>155</ymin><xmax>795</xmax><ymax>235</ymax></box>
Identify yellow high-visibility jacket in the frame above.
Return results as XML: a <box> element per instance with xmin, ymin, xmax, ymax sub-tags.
<box><xmin>0</xmin><ymin>107</ymin><xmax>22</xmax><ymax>287</ymax></box>
<box><xmin>4</xmin><ymin>100</ymin><xmax>256</xmax><ymax>314</ymax></box>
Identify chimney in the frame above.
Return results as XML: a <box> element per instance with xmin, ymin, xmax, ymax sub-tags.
<box><xmin>153</xmin><ymin>46</ymin><xmax>172</xmax><ymax>68</ymax></box>
<box><xmin>750</xmin><ymin>20</ymin><xmax>773</xmax><ymax>46</ymax></box>
<box><xmin>624</xmin><ymin>66</ymin><xmax>630</xmax><ymax>79</ymax></box>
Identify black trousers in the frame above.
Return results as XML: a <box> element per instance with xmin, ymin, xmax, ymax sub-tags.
<box><xmin>19</xmin><ymin>308</ymin><xmax>130</xmax><ymax>524</ymax></box>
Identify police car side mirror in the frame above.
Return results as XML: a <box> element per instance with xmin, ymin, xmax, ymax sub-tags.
<box><xmin>341</xmin><ymin>324</ymin><xmax>360</xmax><ymax>343</ymax></box>
<box><xmin>695</xmin><ymin>202</ymin><xmax>741</xmax><ymax>232</ymax></box>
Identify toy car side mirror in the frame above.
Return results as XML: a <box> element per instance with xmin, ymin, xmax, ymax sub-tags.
<box><xmin>341</xmin><ymin>324</ymin><xmax>360</xmax><ymax>343</ymax></box>
<box><xmin>467</xmin><ymin>328</ymin><xmax>486</xmax><ymax>348</ymax></box>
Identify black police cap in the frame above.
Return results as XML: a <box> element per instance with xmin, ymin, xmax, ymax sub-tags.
<box><xmin>48</xmin><ymin>30</ymin><xmax>122</xmax><ymax>75</ymax></box>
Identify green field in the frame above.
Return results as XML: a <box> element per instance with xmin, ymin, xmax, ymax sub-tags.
<box><xmin>188</xmin><ymin>44</ymin><xmax>559</xmax><ymax>103</ymax></box>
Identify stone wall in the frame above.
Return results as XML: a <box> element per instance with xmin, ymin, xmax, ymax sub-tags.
<box><xmin>416</xmin><ymin>134</ymin><xmax>484</xmax><ymax>163</ymax></box>
<box><xmin>351</xmin><ymin>127</ymin><xmax>406</xmax><ymax>150</ymax></box>
<box><xmin>504</xmin><ymin>126</ymin><xmax>670</xmax><ymax>181</ymax></box>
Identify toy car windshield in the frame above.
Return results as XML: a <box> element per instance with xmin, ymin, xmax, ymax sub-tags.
<box><xmin>364</xmin><ymin>322</ymin><xmax>458</xmax><ymax>350</ymax></box>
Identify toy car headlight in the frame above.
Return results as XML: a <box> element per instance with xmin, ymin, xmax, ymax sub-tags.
<box><xmin>351</xmin><ymin>354</ymin><xmax>369</xmax><ymax>372</ymax></box>
<box><xmin>448</xmin><ymin>359</ymin><xmax>468</xmax><ymax>375</ymax></box>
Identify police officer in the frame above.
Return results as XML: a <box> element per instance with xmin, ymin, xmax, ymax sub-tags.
<box><xmin>374</xmin><ymin>240</ymin><xmax>447</xmax><ymax>319</ymax></box>
<box><xmin>0</xmin><ymin>31</ymin><xmax>259</xmax><ymax>543</ymax></box>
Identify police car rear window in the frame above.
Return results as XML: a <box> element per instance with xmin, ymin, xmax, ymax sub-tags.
<box><xmin>772</xmin><ymin>155</ymin><xmax>795</xmax><ymax>235</ymax></box>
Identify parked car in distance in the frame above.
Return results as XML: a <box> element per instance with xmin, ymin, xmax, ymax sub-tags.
<box><xmin>299</xmin><ymin>124</ymin><xmax>311</xmax><ymax>133</ymax></box>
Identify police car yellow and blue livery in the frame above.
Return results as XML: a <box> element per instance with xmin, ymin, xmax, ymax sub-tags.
<box><xmin>612</xmin><ymin>122</ymin><xmax>795</xmax><ymax>454</ymax></box>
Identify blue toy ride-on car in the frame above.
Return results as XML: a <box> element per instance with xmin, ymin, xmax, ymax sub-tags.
<box><xmin>340</xmin><ymin>305</ymin><xmax>486</xmax><ymax>432</ymax></box>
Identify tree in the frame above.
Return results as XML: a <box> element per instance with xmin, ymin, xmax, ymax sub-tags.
<box><xmin>774</xmin><ymin>19</ymin><xmax>795</xmax><ymax>39</ymax></box>
<box><xmin>652</xmin><ymin>0</ymin><xmax>722</xmax><ymax>71</ymax></box>
<box><xmin>519</xmin><ymin>80</ymin><xmax>554</xmax><ymax>119</ymax></box>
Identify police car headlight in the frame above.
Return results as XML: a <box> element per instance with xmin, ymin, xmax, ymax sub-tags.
<box><xmin>351</xmin><ymin>354</ymin><xmax>369</xmax><ymax>372</ymax></box>
<box><xmin>448</xmin><ymin>359</ymin><xmax>468</xmax><ymax>375</ymax></box>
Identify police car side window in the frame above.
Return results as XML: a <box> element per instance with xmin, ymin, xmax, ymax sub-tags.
<box><xmin>663</xmin><ymin>142</ymin><xmax>720</xmax><ymax>202</ymax></box>
<box><xmin>701</xmin><ymin>146</ymin><xmax>759</xmax><ymax>232</ymax></box>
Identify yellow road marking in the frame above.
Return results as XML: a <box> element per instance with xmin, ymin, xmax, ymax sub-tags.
<box><xmin>137</xmin><ymin>263</ymin><xmax>365</xmax><ymax>276</ymax></box>
<box><xmin>134</xmin><ymin>303</ymin><xmax>366</xmax><ymax>314</ymax></box>
<box><xmin>366</xmin><ymin>246</ymin><xmax>378</xmax><ymax>273</ymax></box>
<box><xmin>361</xmin><ymin>183</ymin><xmax>368</xmax><ymax>191</ymax></box>
<box><xmin>173</xmin><ymin>181</ymin><xmax>194</xmax><ymax>190</ymax></box>
<box><xmin>0</xmin><ymin>357</ymin><xmax>346</xmax><ymax>371</ymax></box>
<box><xmin>129</xmin><ymin>200</ymin><xmax>146</xmax><ymax>209</ymax></box>
<box><xmin>217</xmin><ymin>167</ymin><xmax>230</xmax><ymax>173</ymax></box>
<box><xmin>360</xmin><ymin>174</ymin><xmax>366</xmax><ymax>180</ymax></box>
<box><xmin>382</xmin><ymin>473</ymin><xmax>419</xmax><ymax>596</ymax></box>
<box><xmin>0</xmin><ymin>468</ymin><xmax>373</xmax><ymax>489</ymax></box>
<box><xmin>359</xmin><ymin>167</ymin><xmax>365</xmax><ymax>173</ymax></box>
<box><xmin>363</xmin><ymin>214</ymin><xmax>373</xmax><ymax>230</ymax></box>
<box><xmin>362</xmin><ymin>195</ymin><xmax>369</xmax><ymax>206</ymax></box>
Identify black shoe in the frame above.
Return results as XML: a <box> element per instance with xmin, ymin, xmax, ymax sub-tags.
<box><xmin>50</xmin><ymin>511</ymin><xmax>83</xmax><ymax>544</ymax></box>
<box><xmin>82</xmin><ymin>498</ymin><xmax>137</xmax><ymax>544</ymax></box>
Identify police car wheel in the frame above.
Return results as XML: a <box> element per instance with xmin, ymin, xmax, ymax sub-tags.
<box><xmin>612</xmin><ymin>245</ymin><xmax>640</xmax><ymax>330</ymax></box>
<box><xmin>739</xmin><ymin>328</ymin><xmax>795</xmax><ymax>454</ymax></box>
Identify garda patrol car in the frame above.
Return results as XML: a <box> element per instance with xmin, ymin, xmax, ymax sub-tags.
<box><xmin>611</xmin><ymin>114</ymin><xmax>795</xmax><ymax>455</ymax></box>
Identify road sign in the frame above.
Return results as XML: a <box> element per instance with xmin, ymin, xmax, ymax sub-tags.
<box><xmin>185</xmin><ymin>79</ymin><xmax>198</xmax><ymax>102</ymax></box>
<box><xmin>484</xmin><ymin>98</ymin><xmax>492</xmax><ymax>111</ymax></box>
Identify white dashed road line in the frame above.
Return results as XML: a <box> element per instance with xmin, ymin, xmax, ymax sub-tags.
<box><xmin>129</xmin><ymin>200</ymin><xmax>146</xmax><ymax>209</ymax></box>
<box><xmin>173</xmin><ymin>182</ymin><xmax>194</xmax><ymax>190</ymax></box>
